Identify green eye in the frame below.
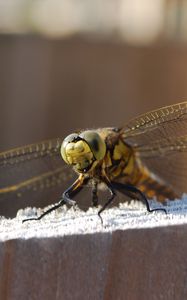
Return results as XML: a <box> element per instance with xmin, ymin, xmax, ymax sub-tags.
<box><xmin>60</xmin><ymin>133</ymin><xmax>79</xmax><ymax>164</ymax></box>
<box><xmin>60</xmin><ymin>131</ymin><xmax>106</xmax><ymax>170</ymax></box>
<box><xmin>80</xmin><ymin>131</ymin><xmax>106</xmax><ymax>161</ymax></box>
<box><xmin>74</xmin><ymin>141</ymin><xmax>84</xmax><ymax>152</ymax></box>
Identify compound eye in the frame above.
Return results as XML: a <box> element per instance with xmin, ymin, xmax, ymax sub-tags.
<box><xmin>60</xmin><ymin>133</ymin><xmax>79</xmax><ymax>164</ymax></box>
<box><xmin>61</xmin><ymin>143</ymin><xmax>69</xmax><ymax>164</ymax></box>
<box><xmin>74</xmin><ymin>141</ymin><xmax>85</xmax><ymax>153</ymax></box>
<box><xmin>80</xmin><ymin>131</ymin><xmax>106</xmax><ymax>161</ymax></box>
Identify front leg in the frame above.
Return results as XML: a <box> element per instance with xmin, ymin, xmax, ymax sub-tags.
<box><xmin>62</xmin><ymin>175</ymin><xmax>86</xmax><ymax>206</ymax></box>
<box><xmin>23</xmin><ymin>175</ymin><xmax>87</xmax><ymax>222</ymax></box>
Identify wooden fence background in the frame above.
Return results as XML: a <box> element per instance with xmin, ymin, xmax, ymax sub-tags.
<box><xmin>1</xmin><ymin>35</ymin><xmax>187</xmax><ymax>152</ymax></box>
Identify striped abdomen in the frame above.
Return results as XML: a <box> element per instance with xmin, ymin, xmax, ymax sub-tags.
<box><xmin>137</xmin><ymin>172</ymin><xmax>178</xmax><ymax>202</ymax></box>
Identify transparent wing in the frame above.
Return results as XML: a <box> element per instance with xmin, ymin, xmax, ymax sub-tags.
<box><xmin>122</xmin><ymin>101</ymin><xmax>187</xmax><ymax>195</ymax></box>
<box><xmin>0</xmin><ymin>138</ymin><xmax>76</xmax><ymax>217</ymax></box>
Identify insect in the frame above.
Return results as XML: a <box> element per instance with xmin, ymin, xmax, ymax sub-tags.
<box><xmin>0</xmin><ymin>102</ymin><xmax>187</xmax><ymax>222</ymax></box>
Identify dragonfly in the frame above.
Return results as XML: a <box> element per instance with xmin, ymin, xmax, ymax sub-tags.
<box><xmin>0</xmin><ymin>101</ymin><xmax>187</xmax><ymax>222</ymax></box>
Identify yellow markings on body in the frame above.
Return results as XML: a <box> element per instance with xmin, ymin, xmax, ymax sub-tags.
<box><xmin>105</xmin><ymin>138</ymin><xmax>137</xmax><ymax>181</ymax></box>
<box><xmin>113</xmin><ymin>140</ymin><xmax>128</xmax><ymax>160</ymax></box>
<box><xmin>122</xmin><ymin>155</ymin><xmax>135</xmax><ymax>176</ymax></box>
<box><xmin>136</xmin><ymin>166</ymin><xmax>178</xmax><ymax>201</ymax></box>
<box><xmin>104</xmin><ymin>152</ymin><xmax>112</xmax><ymax>168</ymax></box>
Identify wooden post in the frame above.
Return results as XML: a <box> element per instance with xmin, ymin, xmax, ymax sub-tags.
<box><xmin>0</xmin><ymin>200</ymin><xmax>187</xmax><ymax>300</ymax></box>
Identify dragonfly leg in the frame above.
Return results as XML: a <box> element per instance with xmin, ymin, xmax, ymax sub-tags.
<box><xmin>22</xmin><ymin>175</ymin><xmax>86</xmax><ymax>223</ymax></box>
<box><xmin>92</xmin><ymin>182</ymin><xmax>98</xmax><ymax>207</ymax></box>
<box><xmin>98</xmin><ymin>183</ymin><xmax>116</xmax><ymax>224</ymax></box>
<box><xmin>111</xmin><ymin>182</ymin><xmax>167</xmax><ymax>214</ymax></box>
<box><xmin>22</xmin><ymin>199</ymin><xmax>66</xmax><ymax>223</ymax></box>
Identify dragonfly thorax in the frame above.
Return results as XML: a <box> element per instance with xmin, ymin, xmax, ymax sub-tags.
<box><xmin>60</xmin><ymin>130</ymin><xmax>106</xmax><ymax>173</ymax></box>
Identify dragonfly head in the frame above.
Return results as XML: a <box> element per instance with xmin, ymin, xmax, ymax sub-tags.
<box><xmin>61</xmin><ymin>130</ymin><xmax>106</xmax><ymax>173</ymax></box>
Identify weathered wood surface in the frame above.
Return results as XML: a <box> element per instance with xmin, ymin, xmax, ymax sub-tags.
<box><xmin>0</xmin><ymin>199</ymin><xmax>187</xmax><ymax>300</ymax></box>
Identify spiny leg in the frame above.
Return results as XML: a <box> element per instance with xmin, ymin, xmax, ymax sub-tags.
<box><xmin>22</xmin><ymin>199</ymin><xmax>66</xmax><ymax>223</ymax></box>
<box><xmin>98</xmin><ymin>183</ymin><xmax>116</xmax><ymax>224</ymax></box>
<box><xmin>111</xmin><ymin>182</ymin><xmax>167</xmax><ymax>214</ymax></box>
<box><xmin>22</xmin><ymin>176</ymin><xmax>87</xmax><ymax>223</ymax></box>
<box><xmin>92</xmin><ymin>182</ymin><xmax>98</xmax><ymax>207</ymax></box>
